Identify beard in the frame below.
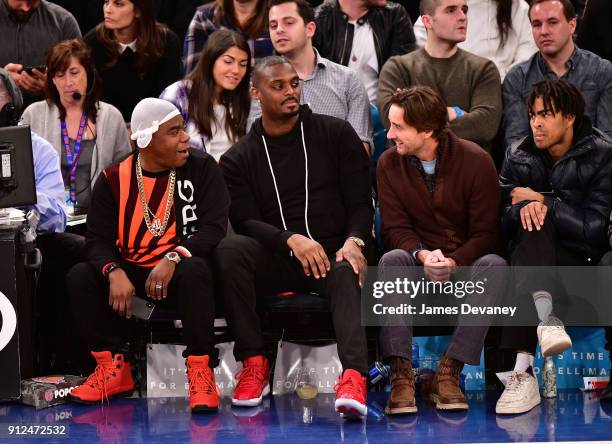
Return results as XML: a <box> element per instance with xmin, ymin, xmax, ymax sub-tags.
<box><xmin>282</xmin><ymin>108</ymin><xmax>300</xmax><ymax>118</ymax></box>
<box><xmin>9</xmin><ymin>8</ymin><xmax>35</xmax><ymax>22</ymax></box>
<box><xmin>280</xmin><ymin>98</ymin><xmax>300</xmax><ymax>118</ymax></box>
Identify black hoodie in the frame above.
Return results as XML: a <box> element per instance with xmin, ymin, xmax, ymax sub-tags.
<box><xmin>220</xmin><ymin>105</ymin><xmax>373</xmax><ymax>254</ymax></box>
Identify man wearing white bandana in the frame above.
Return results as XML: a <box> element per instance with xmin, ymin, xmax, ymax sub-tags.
<box><xmin>67</xmin><ymin>98</ymin><xmax>230</xmax><ymax>412</ymax></box>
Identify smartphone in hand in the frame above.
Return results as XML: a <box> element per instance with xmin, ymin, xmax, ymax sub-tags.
<box><xmin>131</xmin><ymin>296</ymin><xmax>155</xmax><ymax>320</ymax></box>
<box><xmin>22</xmin><ymin>65</ymin><xmax>47</xmax><ymax>75</ymax></box>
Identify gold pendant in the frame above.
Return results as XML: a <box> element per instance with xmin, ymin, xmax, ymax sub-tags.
<box><xmin>151</xmin><ymin>217</ymin><xmax>162</xmax><ymax>233</ymax></box>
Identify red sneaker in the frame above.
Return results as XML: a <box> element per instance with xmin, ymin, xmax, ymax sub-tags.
<box><xmin>334</xmin><ymin>369</ymin><xmax>368</xmax><ymax>418</ymax></box>
<box><xmin>70</xmin><ymin>351</ymin><xmax>134</xmax><ymax>404</ymax></box>
<box><xmin>186</xmin><ymin>355</ymin><xmax>220</xmax><ymax>413</ymax></box>
<box><xmin>232</xmin><ymin>356</ymin><xmax>270</xmax><ymax>407</ymax></box>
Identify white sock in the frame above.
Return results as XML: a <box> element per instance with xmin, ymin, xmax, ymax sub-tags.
<box><xmin>533</xmin><ymin>291</ymin><xmax>553</xmax><ymax>322</ymax></box>
<box><xmin>513</xmin><ymin>352</ymin><xmax>534</xmax><ymax>373</ymax></box>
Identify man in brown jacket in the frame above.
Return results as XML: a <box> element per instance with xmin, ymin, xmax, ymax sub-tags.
<box><xmin>377</xmin><ymin>86</ymin><xmax>507</xmax><ymax>414</ymax></box>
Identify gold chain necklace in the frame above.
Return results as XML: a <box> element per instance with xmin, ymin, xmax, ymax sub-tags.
<box><xmin>135</xmin><ymin>155</ymin><xmax>176</xmax><ymax>237</ymax></box>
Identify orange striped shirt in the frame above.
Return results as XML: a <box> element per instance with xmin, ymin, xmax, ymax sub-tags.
<box><xmin>113</xmin><ymin>155</ymin><xmax>179</xmax><ymax>267</ymax></box>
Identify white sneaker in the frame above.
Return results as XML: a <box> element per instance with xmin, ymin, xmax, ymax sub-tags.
<box><xmin>537</xmin><ymin>316</ymin><xmax>572</xmax><ymax>356</ymax></box>
<box><xmin>496</xmin><ymin>371</ymin><xmax>541</xmax><ymax>414</ymax></box>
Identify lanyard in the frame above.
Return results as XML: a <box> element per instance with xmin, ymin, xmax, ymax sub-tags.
<box><xmin>61</xmin><ymin>113</ymin><xmax>88</xmax><ymax>203</ymax></box>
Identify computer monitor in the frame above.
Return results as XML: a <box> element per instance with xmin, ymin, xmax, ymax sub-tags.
<box><xmin>0</xmin><ymin>125</ymin><xmax>36</xmax><ymax>209</ymax></box>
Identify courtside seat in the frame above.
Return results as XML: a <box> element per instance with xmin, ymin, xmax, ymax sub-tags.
<box><xmin>139</xmin><ymin>291</ymin><xmax>377</xmax><ymax>385</ymax></box>
<box><xmin>260</xmin><ymin>292</ymin><xmax>335</xmax><ymax>344</ymax></box>
<box><xmin>263</xmin><ymin>291</ymin><xmax>329</xmax><ymax>312</ymax></box>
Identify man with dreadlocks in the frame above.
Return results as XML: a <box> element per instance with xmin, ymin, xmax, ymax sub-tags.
<box><xmin>496</xmin><ymin>78</ymin><xmax>612</xmax><ymax>414</ymax></box>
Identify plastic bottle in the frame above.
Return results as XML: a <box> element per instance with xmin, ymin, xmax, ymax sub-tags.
<box><xmin>65</xmin><ymin>188</ymin><xmax>74</xmax><ymax>216</ymax></box>
<box><xmin>542</xmin><ymin>356</ymin><xmax>557</xmax><ymax>398</ymax></box>
<box><xmin>412</xmin><ymin>343</ymin><xmax>420</xmax><ymax>381</ymax></box>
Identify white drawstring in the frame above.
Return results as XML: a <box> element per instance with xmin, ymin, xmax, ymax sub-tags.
<box><xmin>262</xmin><ymin>134</ymin><xmax>289</xmax><ymax>231</ymax></box>
<box><xmin>261</xmin><ymin>121</ymin><xmax>313</xmax><ymax>256</ymax></box>
<box><xmin>299</xmin><ymin>121</ymin><xmax>314</xmax><ymax>240</ymax></box>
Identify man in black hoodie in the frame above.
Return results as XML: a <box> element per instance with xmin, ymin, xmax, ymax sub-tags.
<box><xmin>217</xmin><ymin>56</ymin><xmax>373</xmax><ymax>418</ymax></box>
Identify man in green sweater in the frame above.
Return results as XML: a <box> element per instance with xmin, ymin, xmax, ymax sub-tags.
<box><xmin>377</xmin><ymin>0</ymin><xmax>502</xmax><ymax>151</ymax></box>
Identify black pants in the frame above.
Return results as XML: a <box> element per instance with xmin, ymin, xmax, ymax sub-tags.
<box><xmin>67</xmin><ymin>257</ymin><xmax>219</xmax><ymax>365</ymax></box>
<box><xmin>214</xmin><ymin>235</ymin><xmax>368</xmax><ymax>374</ymax></box>
<box><xmin>35</xmin><ymin>232</ymin><xmax>87</xmax><ymax>373</ymax></box>
<box><xmin>501</xmin><ymin>222</ymin><xmax>612</xmax><ymax>353</ymax></box>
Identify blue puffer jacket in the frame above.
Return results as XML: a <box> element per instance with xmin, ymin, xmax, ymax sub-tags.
<box><xmin>500</xmin><ymin>118</ymin><xmax>612</xmax><ymax>261</ymax></box>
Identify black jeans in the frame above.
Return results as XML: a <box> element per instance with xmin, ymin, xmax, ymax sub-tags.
<box><xmin>214</xmin><ymin>235</ymin><xmax>368</xmax><ymax>374</ymax></box>
<box><xmin>501</xmin><ymin>222</ymin><xmax>612</xmax><ymax>353</ymax></box>
<box><xmin>35</xmin><ymin>232</ymin><xmax>87</xmax><ymax>373</ymax></box>
<box><xmin>67</xmin><ymin>257</ymin><xmax>219</xmax><ymax>365</ymax></box>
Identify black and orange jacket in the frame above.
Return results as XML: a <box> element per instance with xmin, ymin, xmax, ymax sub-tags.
<box><xmin>86</xmin><ymin>149</ymin><xmax>230</xmax><ymax>274</ymax></box>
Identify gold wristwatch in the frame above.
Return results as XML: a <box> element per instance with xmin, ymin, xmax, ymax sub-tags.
<box><xmin>347</xmin><ymin>236</ymin><xmax>365</xmax><ymax>250</ymax></box>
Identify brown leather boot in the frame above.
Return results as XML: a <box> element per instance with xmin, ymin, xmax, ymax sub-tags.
<box><xmin>385</xmin><ymin>356</ymin><xmax>417</xmax><ymax>414</ymax></box>
<box><xmin>430</xmin><ymin>355</ymin><xmax>468</xmax><ymax>410</ymax></box>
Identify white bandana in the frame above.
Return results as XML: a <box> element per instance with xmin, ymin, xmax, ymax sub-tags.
<box><xmin>130</xmin><ymin>98</ymin><xmax>181</xmax><ymax>148</ymax></box>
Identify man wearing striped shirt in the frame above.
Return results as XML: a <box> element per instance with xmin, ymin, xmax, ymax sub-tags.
<box><xmin>249</xmin><ymin>0</ymin><xmax>373</xmax><ymax>154</ymax></box>
<box><xmin>67</xmin><ymin>98</ymin><xmax>230</xmax><ymax>413</ymax></box>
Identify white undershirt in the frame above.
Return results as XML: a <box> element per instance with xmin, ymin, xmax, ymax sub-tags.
<box><xmin>347</xmin><ymin>20</ymin><xmax>379</xmax><ymax>103</ymax></box>
<box><xmin>207</xmin><ymin>105</ymin><xmax>231</xmax><ymax>162</ymax></box>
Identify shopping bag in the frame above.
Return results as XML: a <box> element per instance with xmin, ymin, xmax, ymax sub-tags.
<box><xmin>272</xmin><ymin>340</ymin><xmax>342</xmax><ymax>395</ymax></box>
<box><xmin>146</xmin><ymin>342</ymin><xmax>238</xmax><ymax>397</ymax></box>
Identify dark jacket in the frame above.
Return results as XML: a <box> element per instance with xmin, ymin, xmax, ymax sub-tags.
<box><xmin>87</xmin><ymin>149</ymin><xmax>230</xmax><ymax>274</ymax></box>
<box><xmin>220</xmin><ymin>105</ymin><xmax>373</xmax><ymax>255</ymax></box>
<box><xmin>313</xmin><ymin>0</ymin><xmax>415</xmax><ymax>71</ymax></box>
<box><xmin>576</xmin><ymin>0</ymin><xmax>612</xmax><ymax>63</ymax></box>
<box><xmin>502</xmin><ymin>47</ymin><xmax>612</xmax><ymax>149</ymax></box>
<box><xmin>0</xmin><ymin>0</ymin><xmax>81</xmax><ymax>107</ymax></box>
<box><xmin>84</xmin><ymin>27</ymin><xmax>182</xmax><ymax>121</ymax></box>
<box><xmin>500</xmin><ymin>118</ymin><xmax>612</xmax><ymax>261</ymax></box>
<box><xmin>377</xmin><ymin>130</ymin><xmax>502</xmax><ymax>266</ymax></box>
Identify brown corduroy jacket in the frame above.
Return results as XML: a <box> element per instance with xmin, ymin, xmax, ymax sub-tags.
<box><xmin>377</xmin><ymin>130</ymin><xmax>502</xmax><ymax>266</ymax></box>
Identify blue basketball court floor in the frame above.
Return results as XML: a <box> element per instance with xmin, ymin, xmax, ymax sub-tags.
<box><xmin>0</xmin><ymin>389</ymin><xmax>611</xmax><ymax>443</ymax></box>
